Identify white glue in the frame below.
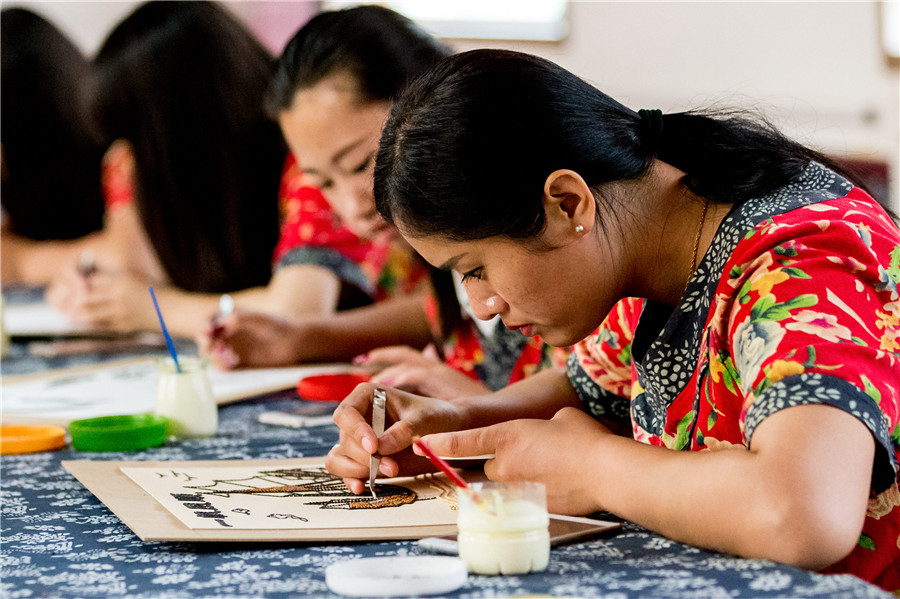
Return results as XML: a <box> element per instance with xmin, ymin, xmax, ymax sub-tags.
<box><xmin>456</xmin><ymin>482</ymin><xmax>550</xmax><ymax>575</ymax></box>
<box><xmin>155</xmin><ymin>357</ymin><xmax>218</xmax><ymax>439</ymax></box>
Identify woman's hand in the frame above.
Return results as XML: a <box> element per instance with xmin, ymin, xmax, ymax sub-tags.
<box><xmin>46</xmin><ymin>267</ymin><xmax>156</xmax><ymax>332</ymax></box>
<box><xmin>197</xmin><ymin>309</ymin><xmax>303</xmax><ymax>369</ymax></box>
<box><xmin>357</xmin><ymin>345</ymin><xmax>490</xmax><ymax>400</ymax></box>
<box><xmin>416</xmin><ymin>406</ymin><xmax>612</xmax><ymax>515</ymax></box>
<box><xmin>325</xmin><ymin>382</ymin><xmax>469</xmax><ymax>494</ymax></box>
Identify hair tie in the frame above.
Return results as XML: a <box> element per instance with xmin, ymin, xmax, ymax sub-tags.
<box><xmin>637</xmin><ymin>108</ymin><xmax>664</xmax><ymax>154</ymax></box>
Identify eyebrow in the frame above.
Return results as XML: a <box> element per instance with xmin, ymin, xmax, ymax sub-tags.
<box><xmin>332</xmin><ymin>135</ymin><xmax>369</xmax><ymax>167</ymax></box>
<box><xmin>300</xmin><ymin>134</ymin><xmax>369</xmax><ymax>178</ymax></box>
<box><xmin>439</xmin><ymin>253</ymin><xmax>466</xmax><ymax>271</ymax></box>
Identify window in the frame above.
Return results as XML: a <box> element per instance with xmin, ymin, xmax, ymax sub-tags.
<box><xmin>322</xmin><ymin>1</ymin><xmax>569</xmax><ymax>41</ymax></box>
<box><xmin>882</xmin><ymin>0</ymin><xmax>899</xmax><ymax>66</ymax></box>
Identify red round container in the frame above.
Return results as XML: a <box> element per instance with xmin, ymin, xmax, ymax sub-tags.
<box><xmin>297</xmin><ymin>372</ymin><xmax>371</xmax><ymax>402</ymax></box>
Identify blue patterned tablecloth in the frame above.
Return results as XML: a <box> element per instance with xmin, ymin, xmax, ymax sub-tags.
<box><xmin>0</xmin><ymin>343</ymin><xmax>893</xmax><ymax>598</ymax></box>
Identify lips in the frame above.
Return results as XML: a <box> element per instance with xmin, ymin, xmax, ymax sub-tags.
<box><xmin>505</xmin><ymin>322</ymin><xmax>534</xmax><ymax>337</ymax></box>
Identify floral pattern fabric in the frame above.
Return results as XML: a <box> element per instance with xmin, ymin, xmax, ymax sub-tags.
<box><xmin>567</xmin><ymin>163</ymin><xmax>900</xmax><ymax>591</ymax></box>
<box><xmin>273</xmin><ymin>155</ymin><xmax>429</xmax><ymax>302</ymax></box>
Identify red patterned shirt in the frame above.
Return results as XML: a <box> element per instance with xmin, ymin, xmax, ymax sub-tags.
<box><xmin>100</xmin><ymin>140</ymin><xmax>135</xmax><ymax>213</ymax></box>
<box><xmin>568</xmin><ymin>163</ymin><xmax>900</xmax><ymax>590</ymax></box>
<box><xmin>273</xmin><ymin>155</ymin><xmax>429</xmax><ymax>302</ymax></box>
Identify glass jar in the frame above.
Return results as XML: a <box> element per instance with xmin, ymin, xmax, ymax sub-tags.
<box><xmin>457</xmin><ymin>481</ymin><xmax>550</xmax><ymax>575</ymax></box>
<box><xmin>0</xmin><ymin>293</ymin><xmax>9</xmax><ymax>358</ymax></box>
<box><xmin>155</xmin><ymin>356</ymin><xmax>217</xmax><ymax>439</ymax></box>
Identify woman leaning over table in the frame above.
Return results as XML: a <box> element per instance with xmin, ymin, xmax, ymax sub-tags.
<box><xmin>46</xmin><ymin>0</ymin><xmax>285</xmax><ymax>337</ymax></box>
<box><xmin>326</xmin><ymin>49</ymin><xmax>900</xmax><ymax>590</ymax></box>
<box><xmin>200</xmin><ymin>6</ymin><xmax>568</xmax><ymax>400</ymax></box>
<box><xmin>1</xmin><ymin>7</ymin><xmax>106</xmax><ymax>285</ymax></box>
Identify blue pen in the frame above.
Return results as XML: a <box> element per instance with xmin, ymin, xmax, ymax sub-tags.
<box><xmin>148</xmin><ymin>286</ymin><xmax>181</xmax><ymax>373</ymax></box>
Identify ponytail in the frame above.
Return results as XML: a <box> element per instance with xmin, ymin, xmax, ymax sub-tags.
<box><xmin>651</xmin><ymin>109</ymin><xmax>859</xmax><ymax>205</ymax></box>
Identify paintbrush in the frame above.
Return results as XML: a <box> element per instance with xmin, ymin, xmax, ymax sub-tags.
<box><xmin>412</xmin><ymin>436</ymin><xmax>477</xmax><ymax>495</ymax></box>
<box><xmin>148</xmin><ymin>286</ymin><xmax>181</xmax><ymax>373</ymax></box>
<box><xmin>413</xmin><ymin>437</ymin><xmax>494</xmax><ymax>515</ymax></box>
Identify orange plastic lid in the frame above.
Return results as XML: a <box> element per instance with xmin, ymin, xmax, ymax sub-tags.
<box><xmin>0</xmin><ymin>425</ymin><xmax>67</xmax><ymax>455</ymax></box>
<box><xmin>297</xmin><ymin>372</ymin><xmax>371</xmax><ymax>402</ymax></box>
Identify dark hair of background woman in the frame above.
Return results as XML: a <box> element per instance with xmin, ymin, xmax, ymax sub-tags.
<box><xmin>88</xmin><ymin>0</ymin><xmax>284</xmax><ymax>293</ymax></box>
<box><xmin>376</xmin><ymin>49</ymin><xmax>874</xmax><ymax>243</ymax></box>
<box><xmin>268</xmin><ymin>4</ymin><xmax>462</xmax><ymax>340</ymax></box>
<box><xmin>267</xmin><ymin>4</ymin><xmax>452</xmax><ymax>114</ymax></box>
<box><xmin>1</xmin><ymin>7</ymin><xmax>105</xmax><ymax>240</ymax></box>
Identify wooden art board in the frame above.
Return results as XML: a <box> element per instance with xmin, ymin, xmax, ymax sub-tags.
<box><xmin>1</xmin><ymin>357</ymin><xmax>352</xmax><ymax>426</ymax></box>
<box><xmin>63</xmin><ymin>457</ymin><xmax>464</xmax><ymax>542</ymax></box>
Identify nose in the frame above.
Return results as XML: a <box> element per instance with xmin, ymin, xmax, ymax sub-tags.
<box><xmin>466</xmin><ymin>286</ymin><xmax>505</xmax><ymax>321</ymax></box>
<box><xmin>332</xmin><ymin>180</ymin><xmax>379</xmax><ymax>236</ymax></box>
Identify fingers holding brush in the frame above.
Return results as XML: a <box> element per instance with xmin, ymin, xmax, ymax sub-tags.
<box><xmin>327</xmin><ymin>384</ymin><xmax>470</xmax><ymax>490</ymax></box>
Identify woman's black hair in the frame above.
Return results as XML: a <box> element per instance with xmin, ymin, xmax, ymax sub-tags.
<box><xmin>1</xmin><ymin>7</ymin><xmax>105</xmax><ymax>240</ymax></box>
<box><xmin>89</xmin><ymin>0</ymin><xmax>284</xmax><ymax>293</ymax></box>
<box><xmin>267</xmin><ymin>4</ymin><xmax>452</xmax><ymax>115</ymax></box>
<box><xmin>375</xmin><ymin>49</ymin><xmax>865</xmax><ymax>242</ymax></box>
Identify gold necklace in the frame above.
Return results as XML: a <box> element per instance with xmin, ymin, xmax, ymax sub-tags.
<box><xmin>686</xmin><ymin>198</ymin><xmax>710</xmax><ymax>295</ymax></box>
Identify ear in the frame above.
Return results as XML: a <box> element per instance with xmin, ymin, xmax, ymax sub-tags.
<box><xmin>541</xmin><ymin>169</ymin><xmax>596</xmax><ymax>242</ymax></box>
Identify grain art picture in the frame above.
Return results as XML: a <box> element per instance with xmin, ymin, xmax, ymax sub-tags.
<box><xmin>121</xmin><ymin>464</ymin><xmax>460</xmax><ymax>530</ymax></box>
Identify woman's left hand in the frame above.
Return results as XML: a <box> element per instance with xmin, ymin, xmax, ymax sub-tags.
<box><xmin>359</xmin><ymin>345</ymin><xmax>490</xmax><ymax>400</ymax></box>
<box><xmin>416</xmin><ymin>406</ymin><xmax>613</xmax><ymax>515</ymax></box>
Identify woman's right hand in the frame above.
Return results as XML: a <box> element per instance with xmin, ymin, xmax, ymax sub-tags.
<box><xmin>325</xmin><ymin>382</ymin><xmax>469</xmax><ymax>494</ymax></box>
<box><xmin>197</xmin><ymin>309</ymin><xmax>303</xmax><ymax>369</ymax></box>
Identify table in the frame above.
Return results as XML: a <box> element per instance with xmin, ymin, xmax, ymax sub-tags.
<box><xmin>1</xmin><ymin>343</ymin><xmax>893</xmax><ymax>598</ymax></box>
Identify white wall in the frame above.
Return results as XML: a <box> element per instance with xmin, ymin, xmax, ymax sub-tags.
<box><xmin>450</xmin><ymin>1</ymin><xmax>900</xmax><ymax>211</ymax></box>
<box><xmin>6</xmin><ymin>0</ymin><xmax>898</xmax><ymax>210</ymax></box>
<box><xmin>0</xmin><ymin>0</ymin><xmax>316</xmax><ymax>55</ymax></box>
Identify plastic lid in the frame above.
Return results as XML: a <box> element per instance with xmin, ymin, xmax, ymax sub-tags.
<box><xmin>297</xmin><ymin>372</ymin><xmax>371</xmax><ymax>402</ymax></box>
<box><xmin>325</xmin><ymin>556</ymin><xmax>467</xmax><ymax>597</ymax></box>
<box><xmin>0</xmin><ymin>425</ymin><xmax>66</xmax><ymax>455</ymax></box>
<box><xmin>68</xmin><ymin>414</ymin><xmax>169</xmax><ymax>452</ymax></box>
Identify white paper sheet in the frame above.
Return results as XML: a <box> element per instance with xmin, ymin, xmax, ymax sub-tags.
<box><xmin>3</xmin><ymin>301</ymin><xmax>100</xmax><ymax>337</ymax></box>
<box><xmin>0</xmin><ymin>358</ymin><xmax>350</xmax><ymax>424</ymax></box>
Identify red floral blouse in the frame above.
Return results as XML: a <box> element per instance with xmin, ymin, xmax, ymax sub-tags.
<box><xmin>568</xmin><ymin>164</ymin><xmax>900</xmax><ymax>590</ymax></box>
<box><xmin>100</xmin><ymin>140</ymin><xmax>135</xmax><ymax>213</ymax></box>
<box><xmin>276</xmin><ymin>154</ymin><xmax>565</xmax><ymax>388</ymax></box>
<box><xmin>273</xmin><ymin>155</ymin><xmax>429</xmax><ymax>302</ymax></box>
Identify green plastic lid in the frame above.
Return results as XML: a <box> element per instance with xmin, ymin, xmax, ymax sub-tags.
<box><xmin>69</xmin><ymin>414</ymin><xmax>169</xmax><ymax>452</ymax></box>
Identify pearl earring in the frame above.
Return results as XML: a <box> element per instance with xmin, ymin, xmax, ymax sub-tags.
<box><xmin>575</xmin><ymin>225</ymin><xmax>584</xmax><ymax>233</ymax></box>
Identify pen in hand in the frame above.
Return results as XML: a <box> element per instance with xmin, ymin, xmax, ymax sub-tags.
<box><xmin>78</xmin><ymin>249</ymin><xmax>97</xmax><ymax>280</ymax></box>
<box><xmin>209</xmin><ymin>294</ymin><xmax>234</xmax><ymax>339</ymax></box>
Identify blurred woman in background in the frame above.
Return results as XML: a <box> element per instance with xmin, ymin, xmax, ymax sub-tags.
<box><xmin>1</xmin><ymin>7</ymin><xmax>106</xmax><ymax>285</ymax></box>
<box><xmin>201</xmin><ymin>5</ymin><xmax>568</xmax><ymax>399</ymax></box>
<box><xmin>46</xmin><ymin>0</ymin><xmax>286</xmax><ymax>336</ymax></box>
